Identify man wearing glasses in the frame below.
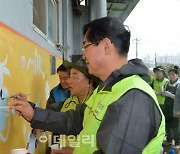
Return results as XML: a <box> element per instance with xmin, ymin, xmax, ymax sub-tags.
<box><xmin>10</xmin><ymin>17</ymin><xmax>165</xmax><ymax>154</ymax></box>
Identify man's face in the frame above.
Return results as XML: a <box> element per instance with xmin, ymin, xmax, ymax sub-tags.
<box><xmin>82</xmin><ymin>37</ymin><xmax>104</xmax><ymax>77</ymax></box>
<box><xmin>155</xmin><ymin>70</ymin><xmax>164</xmax><ymax>79</ymax></box>
<box><xmin>58</xmin><ymin>71</ymin><xmax>70</xmax><ymax>90</ymax></box>
<box><xmin>68</xmin><ymin>68</ymin><xmax>89</xmax><ymax>96</ymax></box>
<box><xmin>168</xmin><ymin>71</ymin><xmax>178</xmax><ymax>82</ymax></box>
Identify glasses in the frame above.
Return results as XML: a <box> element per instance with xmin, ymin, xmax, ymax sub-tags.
<box><xmin>81</xmin><ymin>43</ymin><xmax>93</xmax><ymax>52</ymax></box>
<box><xmin>81</xmin><ymin>41</ymin><xmax>103</xmax><ymax>52</ymax></box>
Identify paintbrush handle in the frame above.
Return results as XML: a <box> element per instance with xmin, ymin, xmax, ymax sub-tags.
<box><xmin>0</xmin><ymin>106</ymin><xmax>9</xmax><ymax>109</ymax></box>
<box><xmin>9</xmin><ymin>94</ymin><xmax>30</xmax><ymax>99</ymax></box>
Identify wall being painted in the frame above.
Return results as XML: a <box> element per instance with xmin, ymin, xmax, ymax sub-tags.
<box><xmin>0</xmin><ymin>19</ymin><xmax>62</xmax><ymax>154</ymax></box>
<box><xmin>0</xmin><ymin>0</ymin><xmax>77</xmax><ymax>152</ymax></box>
<box><xmin>0</xmin><ymin>0</ymin><xmax>108</xmax><ymax>153</ymax></box>
<box><xmin>0</xmin><ymin>0</ymin><xmax>75</xmax><ymax>61</ymax></box>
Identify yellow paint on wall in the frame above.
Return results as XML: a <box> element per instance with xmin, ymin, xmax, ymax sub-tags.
<box><xmin>0</xmin><ymin>22</ymin><xmax>62</xmax><ymax>154</ymax></box>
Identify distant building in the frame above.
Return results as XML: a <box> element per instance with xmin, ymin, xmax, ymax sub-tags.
<box><xmin>143</xmin><ymin>53</ymin><xmax>180</xmax><ymax>68</ymax></box>
<box><xmin>157</xmin><ymin>54</ymin><xmax>180</xmax><ymax>65</ymax></box>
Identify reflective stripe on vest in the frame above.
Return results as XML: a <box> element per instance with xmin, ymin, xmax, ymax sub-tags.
<box><xmin>73</xmin><ymin>75</ymin><xmax>165</xmax><ymax>154</ymax></box>
<box><xmin>153</xmin><ymin>78</ymin><xmax>168</xmax><ymax>105</ymax></box>
<box><xmin>61</xmin><ymin>96</ymin><xmax>79</xmax><ymax>112</ymax></box>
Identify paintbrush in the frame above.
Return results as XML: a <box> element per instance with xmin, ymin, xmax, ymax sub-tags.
<box><xmin>0</xmin><ymin>106</ymin><xmax>9</xmax><ymax>109</ymax></box>
<box><xmin>0</xmin><ymin>94</ymin><xmax>30</xmax><ymax>100</ymax></box>
<box><xmin>9</xmin><ymin>94</ymin><xmax>31</xmax><ymax>99</ymax></box>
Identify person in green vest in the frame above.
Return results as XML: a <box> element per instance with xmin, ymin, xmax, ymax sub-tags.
<box><xmin>55</xmin><ymin>59</ymin><xmax>99</xmax><ymax>154</ymax></box>
<box><xmin>152</xmin><ymin>66</ymin><xmax>168</xmax><ymax>107</ymax></box>
<box><xmin>10</xmin><ymin>17</ymin><xmax>165</xmax><ymax>154</ymax></box>
<box><xmin>61</xmin><ymin>58</ymin><xmax>99</xmax><ymax>112</ymax></box>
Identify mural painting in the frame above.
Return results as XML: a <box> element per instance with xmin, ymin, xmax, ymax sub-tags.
<box><xmin>0</xmin><ymin>22</ymin><xmax>62</xmax><ymax>154</ymax></box>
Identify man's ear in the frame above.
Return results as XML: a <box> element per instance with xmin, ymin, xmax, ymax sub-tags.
<box><xmin>103</xmin><ymin>38</ymin><xmax>112</xmax><ymax>55</ymax></box>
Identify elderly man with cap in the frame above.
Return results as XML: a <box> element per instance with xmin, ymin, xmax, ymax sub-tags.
<box><xmin>51</xmin><ymin>59</ymin><xmax>99</xmax><ymax>154</ymax></box>
<box><xmin>152</xmin><ymin>66</ymin><xmax>169</xmax><ymax>107</ymax></box>
<box><xmin>45</xmin><ymin>59</ymin><xmax>99</xmax><ymax>112</ymax></box>
<box><xmin>61</xmin><ymin>59</ymin><xmax>99</xmax><ymax>112</ymax></box>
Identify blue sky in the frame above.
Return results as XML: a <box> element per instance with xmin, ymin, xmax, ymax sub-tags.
<box><xmin>124</xmin><ymin>0</ymin><xmax>180</xmax><ymax>59</ymax></box>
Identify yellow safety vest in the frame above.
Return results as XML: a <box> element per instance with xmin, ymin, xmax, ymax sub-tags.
<box><xmin>61</xmin><ymin>96</ymin><xmax>79</xmax><ymax>112</ymax></box>
<box><xmin>153</xmin><ymin>78</ymin><xmax>168</xmax><ymax>105</ymax></box>
<box><xmin>73</xmin><ymin>75</ymin><xmax>165</xmax><ymax>154</ymax></box>
<box><xmin>60</xmin><ymin>96</ymin><xmax>80</xmax><ymax>147</ymax></box>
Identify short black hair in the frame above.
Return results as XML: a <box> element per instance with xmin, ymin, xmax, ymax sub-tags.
<box><xmin>57</xmin><ymin>64</ymin><xmax>68</xmax><ymax>73</ymax></box>
<box><xmin>83</xmin><ymin>17</ymin><xmax>130</xmax><ymax>56</ymax></box>
<box><xmin>168</xmin><ymin>66</ymin><xmax>179</xmax><ymax>75</ymax></box>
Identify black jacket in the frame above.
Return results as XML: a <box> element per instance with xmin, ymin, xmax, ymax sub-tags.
<box><xmin>31</xmin><ymin>59</ymin><xmax>161</xmax><ymax>154</ymax></box>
